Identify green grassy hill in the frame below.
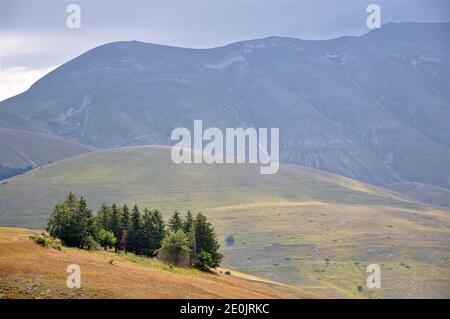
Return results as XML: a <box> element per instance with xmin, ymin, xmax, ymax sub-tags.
<box><xmin>0</xmin><ymin>128</ymin><xmax>96</xmax><ymax>169</ymax></box>
<box><xmin>0</xmin><ymin>146</ymin><xmax>449</xmax><ymax>298</ymax></box>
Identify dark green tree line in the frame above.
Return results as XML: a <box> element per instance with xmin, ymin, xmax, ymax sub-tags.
<box><xmin>46</xmin><ymin>193</ymin><xmax>222</xmax><ymax>269</ymax></box>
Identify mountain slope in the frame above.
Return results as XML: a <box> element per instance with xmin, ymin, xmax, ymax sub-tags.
<box><xmin>0</xmin><ymin>146</ymin><xmax>449</xmax><ymax>298</ymax></box>
<box><xmin>0</xmin><ymin>227</ymin><xmax>318</xmax><ymax>299</ymax></box>
<box><xmin>385</xmin><ymin>182</ymin><xmax>450</xmax><ymax>208</ymax></box>
<box><xmin>1</xmin><ymin>23</ymin><xmax>449</xmax><ymax>188</ymax></box>
<box><xmin>0</xmin><ymin>145</ymin><xmax>414</xmax><ymax>227</ymax></box>
<box><xmin>0</xmin><ymin>128</ymin><xmax>96</xmax><ymax>169</ymax></box>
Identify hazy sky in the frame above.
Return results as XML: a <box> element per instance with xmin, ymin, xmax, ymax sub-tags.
<box><xmin>1</xmin><ymin>0</ymin><xmax>449</xmax><ymax>101</ymax></box>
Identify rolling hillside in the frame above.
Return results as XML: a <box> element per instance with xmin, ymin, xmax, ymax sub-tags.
<box><xmin>0</xmin><ymin>146</ymin><xmax>449</xmax><ymax>298</ymax></box>
<box><xmin>0</xmin><ymin>128</ymin><xmax>96</xmax><ymax>169</ymax></box>
<box><xmin>1</xmin><ymin>23</ymin><xmax>449</xmax><ymax>189</ymax></box>
<box><xmin>386</xmin><ymin>182</ymin><xmax>450</xmax><ymax>208</ymax></box>
<box><xmin>0</xmin><ymin>227</ymin><xmax>318</xmax><ymax>299</ymax></box>
<box><xmin>0</xmin><ymin>145</ymin><xmax>414</xmax><ymax>227</ymax></box>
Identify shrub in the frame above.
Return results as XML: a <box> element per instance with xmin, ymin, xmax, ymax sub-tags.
<box><xmin>29</xmin><ymin>232</ymin><xmax>61</xmax><ymax>250</ymax></box>
<box><xmin>196</xmin><ymin>251</ymin><xmax>214</xmax><ymax>271</ymax></box>
<box><xmin>225</xmin><ymin>235</ymin><xmax>235</xmax><ymax>246</ymax></box>
<box><xmin>96</xmin><ymin>228</ymin><xmax>117</xmax><ymax>250</ymax></box>
<box><xmin>52</xmin><ymin>241</ymin><xmax>62</xmax><ymax>251</ymax></box>
<box><xmin>160</xmin><ymin>230</ymin><xmax>190</xmax><ymax>266</ymax></box>
<box><xmin>32</xmin><ymin>235</ymin><xmax>50</xmax><ymax>247</ymax></box>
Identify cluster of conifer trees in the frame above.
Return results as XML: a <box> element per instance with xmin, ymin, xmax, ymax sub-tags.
<box><xmin>46</xmin><ymin>192</ymin><xmax>222</xmax><ymax>268</ymax></box>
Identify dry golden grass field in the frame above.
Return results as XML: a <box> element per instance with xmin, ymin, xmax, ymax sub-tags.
<box><xmin>0</xmin><ymin>227</ymin><xmax>321</xmax><ymax>299</ymax></box>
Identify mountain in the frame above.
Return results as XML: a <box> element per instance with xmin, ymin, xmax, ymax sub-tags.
<box><xmin>1</xmin><ymin>146</ymin><xmax>449</xmax><ymax>298</ymax></box>
<box><xmin>0</xmin><ymin>22</ymin><xmax>449</xmax><ymax>189</ymax></box>
<box><xmin>0</xmin><ymin>128</ymin><xmax>96</xmax><ymax>179</ymax></box>
<box><xmin>0</xmin><ymin>227</ymin><xmax>318</xmax><ymax>299</ymax></box>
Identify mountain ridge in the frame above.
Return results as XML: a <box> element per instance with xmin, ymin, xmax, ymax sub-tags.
<box><xmin>1</xmin><ymin>22</ymin><xmax>449</xmax><ymax>188</ymax></box>
<box><xmin>0</xmin><ymin>128</ymin><xmax>96</xmax><ymax>170</ymax></box>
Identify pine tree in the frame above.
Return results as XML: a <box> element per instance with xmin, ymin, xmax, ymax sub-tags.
<box><xmin>193</xmin><ymin>213</ymin><xmax>222</xmax><ymax>269</ymax></box>
<box><xmin>66</xmin><ymin>192</ymin><xmax>78</xmax><ymax>213</ymax></box>
<box><xmin>141</xmin><ymin>208</ymin><xmax>152</xmax><ymax>256</ymax></box>
<box><xmin>110</xmin><ymin>204</ymin><xmax>122</xmax><ymax>251</ymax></box>
<box><xmin>150</xmin><ymin>209</ymin><xmax>166</xmax><ymax>252</ymax></box>
<box><xmin>168</xmin><ymin>210</ymin><xmax>183</xmax><ymax>233</ymax></box>
<box><xmin>183</xmin><ymin>210</ymin><xmax>196</xmax><ymax>265</ymax></box>
<box><xmin>187</xmin><ymin>227</ymin><xmax>197</xmax><ymax>266</ymax></box>
<box><xmin>46</xmin><ymin>203</ymin><xmax>70</xmax><ymax>242</ymax></box>
<box><xmin>64</xmin><ymin>192</ymin><xmax>80</xmax><ymax>247</ymax></box>
<box><xmin>127</xmin><ymin>204</ymin><xmax>143</xmax><ymax>254</ymax></box>
<box><xmin>183</xmin><ymin>210</ymin><xmax>194</xmax><ymax>233</ymax></box>
<box><xmin>76</xmin><ymin>196</ymin><xmax>94</xmax><ymax>248</ymax></box>
<box><xmin>121</xmin><ymin>204</ymin><xmax>130</xmax><ymax>230</ymax></box>
<box><xmin>120</xmin><ymin>204</ymin><xmax>130</xmax><ymax>251</ymax></box>
<box><xmin>95</xmin><ymin>203</ymin><xmax>112</xmax><ymax>231</ymax></box>
<box><xmin>46</xmin><ymin>193</ymin><xmax>94</xmax><ymax>249</ymax></box>
<box><xmin>79</xmin><ymin>197</ymin><xmax>94</xmax><ymax>230</ymax></box>
<box><xmin>142</xmin><ymin>209</ymin><xmax>166</xmax><ymax>256</ymax></box>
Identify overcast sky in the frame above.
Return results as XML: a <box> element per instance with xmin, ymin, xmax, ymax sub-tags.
<box><xmin>1</xmin><ymin>0</ymin><xmax>449</xmax><ymax>101</ymax></box>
